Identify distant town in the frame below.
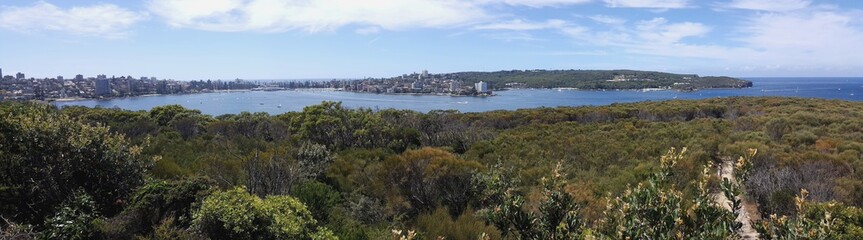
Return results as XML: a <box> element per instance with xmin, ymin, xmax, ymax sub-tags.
<box><xmin>0</xmin><ymin>68</ymin><xmax>492</xmax><ymax>101</ymax></box>
<box><xmin>0</xmin><ymin>68</ymin><xmax>753</xmax><ymax>101</ymax></box>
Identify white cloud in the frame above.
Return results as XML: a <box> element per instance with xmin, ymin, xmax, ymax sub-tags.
<box><xmin>604</xmin><ymin>0</ymin><xmax>690</xmax><ymax>9</ymax></box>
<box><xmin>560</xmin><ymin>6</ymin><xmax>863</xmax><ymax>75</ymax></box>
<box><xmin>147</xmin><ymin>0</ymin><xmax>491</xmax><ymax>33</ymax></box>
<box><xmin>562</xmin><ymin>16</ymin><xmax>754</xmax><ymax>61</ymax></box>
<box><xmin>483</xmin><ymin>32</ymin><xmax>544</xmax><ymax>42</ymax></box>
<box><xmin>355</xmin><ymin>27</ymin><xmax>381</xmax><ymax>35</ymax></box>
<box><xmin>635</xmin><ymin>18</ymin><xmax>709</xmax><ymax>43</ymax></box>
<box><xmin>589</xmin><ymin>15</ymin><xmax>627</xmax><ymax>25</ymax></box>
<box><xmin>0</xmin><ymin>1</ymin><xmax>146</xmax><ymax>38</ymax></box>
<box><xmin>474</xmin><ymin>19</ymin><xmax>568</xmax><ymax>30</ymax></box>
<box><xmin>725</xmin><ymin>0</ymin><xmax>811</xmax><ymax>12</ymax></box>
<box><xmin>739</xmin><ymin>11</ymin><xmax>863</xmax><ymax>66</ymax></box>
<box><xmin>489</xmin><ymin>0</ymin><xmax>592</xmax><ymax>8</ymax></box>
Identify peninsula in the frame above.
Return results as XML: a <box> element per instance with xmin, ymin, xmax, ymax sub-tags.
<box><xmin>338</xmin><ymin>69</ymin><xmax>752</xmax><ymax>96</ymax></box>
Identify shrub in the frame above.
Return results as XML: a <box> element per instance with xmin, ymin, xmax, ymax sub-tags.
<box><xmin>0</xmin><ymin>103</ymin><xmax>149</xmax><ymax>225</ymax></box>
<box><xmin>293</xmin><ymin>181</ymin><xmax>341</xmax><ymax>223</ymax></box>
<box><xmin>481</xmin><ymin>162</ymin><xmax>584</xmax><ymax>239</ymax></box>
<box><xmin>100</xmin><ymin>177</ymin><xmax>215</xmax><ymax>238</ymax></box>
<box><xmin>42</xmin><ymin>191</ymin><xmax>101</xmax><ymax>240</ymax></box>
<box><xmin>415</xmin><ymin>207</ymin><xmax>501</xmax><ymax>240</ymax></box>
<box><xmin>191</xmin><ymin>187</ymin><xmax>334</xmax><ymax>240</ymax></box>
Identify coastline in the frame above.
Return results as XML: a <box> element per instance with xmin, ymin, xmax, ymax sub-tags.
<box><xmin>46</xmin><ymin>85</ymin><xmax>753</xmax><ymax>103</ymax></box>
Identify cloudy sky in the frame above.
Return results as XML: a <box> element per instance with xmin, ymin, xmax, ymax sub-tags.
<box><xmin>1</xmin><ymin>0</ymin><xmax>861</xmax><ymax>80</ymax></box>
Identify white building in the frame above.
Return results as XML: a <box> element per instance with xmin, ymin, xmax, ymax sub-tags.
<box><xmin>475</xmin><ymin>81</ymin><xmax>488</xmax><ymax>94</ymax></box>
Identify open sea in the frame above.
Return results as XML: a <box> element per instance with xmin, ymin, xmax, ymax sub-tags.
<box><xmin>54</xmin><ymin>78</ymin><xmax>863</xmax><ymax>116</ymax></box>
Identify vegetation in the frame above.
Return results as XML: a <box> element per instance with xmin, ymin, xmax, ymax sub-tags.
<box><xmin>1</xmin><ymin>96</ymin><xmax>862</xmax><ymax>239</ymax></box>
<box><xmin>442</xmin><ymin>69</ymin><xmax>752</xmax><ymax>90</ymax></box>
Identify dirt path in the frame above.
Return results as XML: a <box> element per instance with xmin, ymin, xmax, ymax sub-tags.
<box><xmin>713</xmin><ymin>159</ymin><xmax>760</xmax><ymax>239</ymax></box>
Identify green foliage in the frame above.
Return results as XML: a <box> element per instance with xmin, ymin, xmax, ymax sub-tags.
<box><xmin>293</xmin><ymin>181</ymin><xmax>342</xmax><ymax>223</ymax></box>
<box><xmin>150</xmin><ymin>105</ymin><xmax>201</xmax><ymax>127</ymax></box>
<box><xmin>13</xmin><ymin>97</ymin><xmax>863</xmax><ymax>238</ymax></box>
<box><xmin>415</xmin><ymin>208</ymin><xmax>501</xmax><ymax>240</ymax></box>
<box><xmin>756</xmin><ymin>189</ymin><xmax>829</xmax><ymax>239</ymax></box>
<box><xmin>0</xmin><ymin>103</ymin><xmax>149</xmax><ymax>225</ymax></box>
<box><xmin>288</xmin><ymin>101</ymin><xmax>389</xmax><ymax>149</ymax></box>
<box><xmin>100</xmin><ymin>177</ymin><xmax>215</xmax><ymax>238</ymax></box>
<box><xmin>597</xmin><ymin>148</ymin><xmax>757</xmax><ymax>239</ymax></box>
<box><xmin>481</xmin><ymin>162</ymin><xmax>584</xmax><ymax>239</ymax></box>
<box><xmin>191</xmin><ymin>187</ymin><xmax>333</xmax><ymax>240</ymax></box>
<box><xmin>41</xmin><ymin>191</ymin><xmax>101</xmax><ymax>240</ymax></box>
<box><xmin>446</xmin><ymin>69</ymin><xmax>750</xmax><ymax>89</ymax></box>
<box><xmin>383</xmin><ymin>147</ymin><xmax>483</xmax><ymax>216</ymax></box>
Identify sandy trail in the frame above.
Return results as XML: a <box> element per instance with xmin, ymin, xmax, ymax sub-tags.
<box><xmin>712</xmin><ymin>159</ymin><xmax>760</xmax><ymax>239</ymax></box>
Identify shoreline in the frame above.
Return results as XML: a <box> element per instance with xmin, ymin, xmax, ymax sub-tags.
<box><xmin>45</xmin><ymin>86</ymin><xmax>752</xmax><ymax>103</ymax></box>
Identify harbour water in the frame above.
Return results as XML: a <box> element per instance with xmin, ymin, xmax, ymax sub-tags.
<box><xmin>54</xmin><ymin>78</ymin><xmax>863</xmax><ymax>115</ymax></box>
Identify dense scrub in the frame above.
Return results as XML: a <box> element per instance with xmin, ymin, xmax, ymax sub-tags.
<box><xmin>1</xmin><ymin>97</ymin><xmax>861</xmax><ymax>239</ymax></box>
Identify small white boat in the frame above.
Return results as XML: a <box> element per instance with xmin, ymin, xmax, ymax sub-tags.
<box><xmin>277</xmin><ymin>104</ymin><xmax>282</xmax><ymax>108</ymax></box>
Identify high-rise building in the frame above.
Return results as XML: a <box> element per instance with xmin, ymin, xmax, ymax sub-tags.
<box><xmin>0</xmin><ymin>68</ymin><xmax>3</xmax><ymax>78</ymax></box>
<box><xmin>475</xmin><ymin>81</ymin><xmax>488</xmax><ymax>94</ymax></box>
<box><xmin>95</xmin><ymin>79</ymin><xmax>111</xmax><ymax>96</ymax></box>
<box><xmin>97</xmin><ymin>74</ymin><xmax>107</xmax><ymax>80</ymax></box>
<box><xmin>16</xmin><ymin>72</ymin><xmax>24</xmax><ymax>80</ymax></box>
<box><xmin>75</xmin><ymin>74</ymin><xmax>84</xmax><ymax>81</ymax></box>
<box><xmin>57</xmin><ymin>76</ymin><xmax>64</xmax><ymax>80</ymax></box>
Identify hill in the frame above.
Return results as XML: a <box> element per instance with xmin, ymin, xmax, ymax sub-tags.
<box><xmin>432</xmin><ymin>69</ymin><xmax>752</xmax><ymax>90</ymax></box>
<box><xmin>3</xmin><ymin>97</ymin><xmax>861</xmax><ymax>239</ymax></box>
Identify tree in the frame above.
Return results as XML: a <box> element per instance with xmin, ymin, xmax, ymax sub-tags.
<box><xmin>245</xmin><ymin>143</ymin><xmax>332</xmax><ymax>197</ymax></box>
<box><xmin>0</xmin><ymin>103</ymin><xmax>150</xmax><ymax>225</ymax></box>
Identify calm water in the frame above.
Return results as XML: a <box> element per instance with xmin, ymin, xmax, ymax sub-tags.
<box><xmin>54</xmin><ymin>78</ymin><xmax>863</xmax><ymax>115</ymax></box>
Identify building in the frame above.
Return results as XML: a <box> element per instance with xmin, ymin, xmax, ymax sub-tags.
<box><xmin>57</xmin><ymin>76</ymin><xmax>64</xmax><ymax>80</ymax></box>
<box><xmin>475</xmin><ymin>81</ymin><xmax>489</xmax><ymax>94</ymax></box>
<box><xmin>0</xmin><ymin>68</ymin><xmax>3</xmax><ymax>78</ymax></box>
<box><xmin>16</xmin><ymin>72</ymin><xmax>25</xmax><ymax>80</ymax></box>
<box><xmin>95</xmin><ymin>79</ymin><xmax>111</xmax><ymax>96</ymax></box>
<box><xmin>421</xmin><ymin>70</ymin><xmax>429</xmax><ymax>79</ymax></box>
<box><xmin>75</xmin><ymin>74</ymin><xmax>84</xmax><ymax>81</ymax></box>
<box><xmin>411</xmin><ymin>81</ymin><xmax>424</xmax><ymax>91</ymax></box>
<box><xmin>449</xmin><ymin>80</ymin><xmax>461</xmax><ymax>92</ymax></box>
<box><xmin>97</xmin><ymin>74</ymin><xmax>107</xmax><ymax>80</ymax></box>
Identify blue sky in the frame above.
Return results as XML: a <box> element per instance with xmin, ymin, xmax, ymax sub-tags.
<box><xmin>1</xmin><ymin>0</ymin><xmax>862</xmax><ymax>80</ymax></box>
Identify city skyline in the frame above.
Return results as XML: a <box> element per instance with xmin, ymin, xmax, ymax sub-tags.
<box><xmin>1</xmin><ymin>0</ymin><xmax>863</xmax><ymax>80</ymax></box>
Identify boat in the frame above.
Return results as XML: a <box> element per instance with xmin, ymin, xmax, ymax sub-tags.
<box><xmin>277</xmin><ymin>104</ymin><xmax>282</xmax><ymax>108</ymax></box>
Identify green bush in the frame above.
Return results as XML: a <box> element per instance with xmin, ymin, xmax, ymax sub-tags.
<box><xmin>42</xmin><ymin>191</ymin><xmax>101</xmax><ymax>240</ymax></box>
<box><xmin>415</xmin><ymin>207</ymin><xmax>501</xmax><ymax>240</ymax></box>
<box><xmin>191</xmin><ymin>187</ymin><xmax>335</xmax><ymax>240</ymax></box>
<box><xmin>293</xmin><ymin>181</ymin><xmax>342</xmax><ymax>223</ymax></box>
<box><xmin>0</xmin><ymin>103</ymin><xmax>149</xmax><ymax>225</ymax></box>
<box><xmin>100</xmin><ymin>177</ymin><xmax>215</xmax><ymax>238</ymax></box>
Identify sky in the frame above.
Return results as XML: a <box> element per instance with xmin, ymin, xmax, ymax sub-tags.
<box><xmin>1</xmin><ymin>0</ymin><xmax>862</xmax><ymax>80</ymax></box>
